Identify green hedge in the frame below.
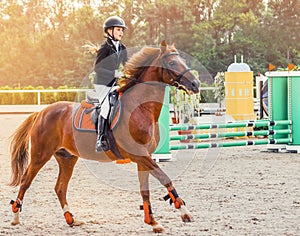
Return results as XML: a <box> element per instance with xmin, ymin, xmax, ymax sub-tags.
<box><xmin>0</xmin><ymin>86</ymin><xmax>87</xmax><ymax>105</ymax></box>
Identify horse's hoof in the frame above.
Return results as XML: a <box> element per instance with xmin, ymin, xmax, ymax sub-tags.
<box><xmin>11</xmin><ymin>220</ymin><xmax>20</xmax><ymax>226</ymax></box>
<box><xmin>181</xmin><ymin>213</ymin><xmax>193</xmax><ymax>222</ymax></box>
<box><xmin>180</xmin><ymin>205</ymin><xmax>193</xmax><ymax>222</ymax></box>
<box><xmin>71</xmin><ymin>219</ymin><xmax>85</xmax><ymax>226</ymax></box>
<box><xmin>152</xmin><ymin>223</ymin><xmax>164</xmax><ymax>233</ymax></box>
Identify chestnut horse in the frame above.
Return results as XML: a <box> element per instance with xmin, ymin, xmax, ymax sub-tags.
<box><xmin>9</xmin><ymin>41</ymin><xmax>200</xmax><ymax>233</ymax></box>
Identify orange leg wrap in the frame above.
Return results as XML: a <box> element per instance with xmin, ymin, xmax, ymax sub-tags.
<box><xmin>10</xmin><ymin>199</ymin><xmax>22</xmax><ymax>213</ymax></box>
<box><xmin>143</xmin><ymin>201</ymin><xmax>152</xmax><ymax>224</ymax></box>
<box><xmin>12</xmin><ymin>202</ymin><xmax>19</xmax><ymax>213</ymax></box>
<box><xmin>167</xmin><ymin>187</ymin><xmax>181</xmax><ymax>209</ymax></box>
<box><xmin>64</xmin><ymin>211</ymin><xmax>74</xmax><ymax>225</ymax></box>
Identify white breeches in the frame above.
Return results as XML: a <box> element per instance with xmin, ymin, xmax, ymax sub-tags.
<box><xmin>94</xmin><ymin>84</ymin><xmax>118</xmax><ymax>118</ymax></box>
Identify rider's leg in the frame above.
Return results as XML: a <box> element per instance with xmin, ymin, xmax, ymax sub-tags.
<box><xmin>95</xmin><ymin>113</ymin><xmax>108</xmax><ymax>152</ymax></box>
<box><xmin>94</xmin><ymin>84</ymin><xmax>111</xmax><ymax>152</ymax></box>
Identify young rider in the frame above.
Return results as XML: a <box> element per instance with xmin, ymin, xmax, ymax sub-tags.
<box><xmin>93</xmin><ymin>16</ymin><xmax>128</xmax><ymax>152</ymax></box>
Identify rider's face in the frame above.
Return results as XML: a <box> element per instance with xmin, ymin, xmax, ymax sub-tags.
<box><xmin>107</xmin><ymin>27</ymin><xmax>124</xmax><ymax>41</ymax></box>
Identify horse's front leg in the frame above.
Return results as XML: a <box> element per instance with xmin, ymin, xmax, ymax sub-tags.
<box><xmin>163</xmin><ymin>183</ymin><xmax>193</xmax><ymax>222</ymax></box>
<box><xmin>138</xmin><ymin>164</ymin><xmax>164</xmax><ymax>233</ymax></box>
<box><xmin>141</xmin><ymin>157</ymin><xmax>193</xmax><ymax>223</ymax></box>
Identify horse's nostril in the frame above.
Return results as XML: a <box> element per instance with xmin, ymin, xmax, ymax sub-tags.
<box><xmin>191</xmin><ymin>80</ymin><xmax>200</xmax><ymax>93</ymax></box>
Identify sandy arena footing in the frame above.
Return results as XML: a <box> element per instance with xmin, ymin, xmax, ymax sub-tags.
<box><xmin>0</xmin><ymin>113</ymin><xmax>299</xmax><ymax>235</ymax></box>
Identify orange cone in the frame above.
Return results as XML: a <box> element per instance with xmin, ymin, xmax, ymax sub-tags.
<box><xmin>268</xmin><ymin>64</ymin><xmax>275</xmax><ymax>71</ymax></box>
<box><xmin>288</xmin><ymin>63</ymin><xmax>295</xmax><ymax>71</ymax></box>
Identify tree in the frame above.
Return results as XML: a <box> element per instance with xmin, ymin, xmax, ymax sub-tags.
<box><xmin>265</xmin><ymin>0</ymin><xmax>300</xmax><ymax>65</ymax></box>
<box><xmin>0</xmin><ymin>0</ymin><xmax>299</xmax><ymax>88</ymax></box>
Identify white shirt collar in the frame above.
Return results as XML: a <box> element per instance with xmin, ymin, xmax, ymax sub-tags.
<box><xmin>111</xmin><ymin>40</ymin><xmax>120</xmax><ymax>52</ymax></box>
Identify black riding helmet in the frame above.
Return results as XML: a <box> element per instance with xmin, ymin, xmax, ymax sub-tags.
<box><xmin>103</xmin><ymin>16</ymin><xmax>127</xmax><ymax>40</ymax></box>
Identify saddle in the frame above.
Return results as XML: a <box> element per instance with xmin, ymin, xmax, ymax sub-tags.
<box><xmin>73</xmin><ymin>90</ymin><xmax>121</xmax><ymax>133</ymax></box>
<box><xmin>73</xmin><ymin>91</ymin><xmax>129</xmax><ymax>162</ymax></box>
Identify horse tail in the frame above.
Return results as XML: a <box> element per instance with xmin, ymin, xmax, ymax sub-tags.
<box><xmin>9</xmin><ymin>112</ymin><xmax>39</xmax><ymax>187</ymax></box>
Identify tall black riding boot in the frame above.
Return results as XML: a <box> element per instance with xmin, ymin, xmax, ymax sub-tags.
<box><xmin>95</xmin><ymin>116</ymin><xmax>109</xmax><ymax>152</ymax></box>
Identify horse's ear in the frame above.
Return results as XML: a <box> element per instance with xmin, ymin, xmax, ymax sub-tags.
<box><xmin>172</xmin><ymin>42</ymin><xmax>176</xmax><ymax>47</ymax></box>
<box><xmin>161</xmin><ymin>40</ymin><xmax>167</xmax><ymax>53</ymax></box>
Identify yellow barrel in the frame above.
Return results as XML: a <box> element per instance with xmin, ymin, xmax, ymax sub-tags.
<box><xmin>225</xmin><ymin>71</ymin><xmax>255</xmax><ymax>121</ymax></box>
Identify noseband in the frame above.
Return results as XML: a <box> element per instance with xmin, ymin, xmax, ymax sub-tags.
<box><xmin>161</xmin><ymin>52</ymin><xmax>191</xmax><ymax>87</ymax></box>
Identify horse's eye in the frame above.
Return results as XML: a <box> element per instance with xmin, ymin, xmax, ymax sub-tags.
<box><xmin>169</xmin><ymin>61</ymin><xmax>176</xmax><ymax>66</ymax></box>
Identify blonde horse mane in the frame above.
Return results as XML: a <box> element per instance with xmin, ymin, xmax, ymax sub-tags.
<box><xmin>123</xmin><ymin>46</ymin><xmax>161</xmax><ymax>80</ymax></box>
<box><xmin>82</xmin><ymin>41</ymin><xmax>99</xmax><ymax>55</ymax></box>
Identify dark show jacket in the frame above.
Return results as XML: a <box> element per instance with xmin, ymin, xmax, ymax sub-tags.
<box><xmin>94</xmin><ymin>38</ymin><xmax>127</xmax><ymax>86</ymax></box>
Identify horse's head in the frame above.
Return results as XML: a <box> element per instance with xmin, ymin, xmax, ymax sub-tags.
<box><xmin>159</xmin><ymin>41</ymin><xmax>200</xmax><ymax>94</ymax></box>
<box><xmin>121</xmin><ymin>41</ymin><xmax>200</xmax><ymax>94</ymax></box>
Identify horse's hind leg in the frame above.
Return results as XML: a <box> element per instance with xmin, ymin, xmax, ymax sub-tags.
<box><xmin>54</xmin><ymin>153</ymin><xmax>83</xmax><ymax>226</ymax></box>
<box><xmin>11</xmin><ymin>150</ymin><xmax>52</xmax><ymax>225</ymax></box>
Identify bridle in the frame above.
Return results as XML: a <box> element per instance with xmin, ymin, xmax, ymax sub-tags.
<box><xmin>161</xmin><ymin>52</ymin><xmax>191</xmax><ymax>88</ymax></box>
<box><xmin>118</xmin><ymin>51</ymin><xmax>192</xmax><ymax>93</ymax></box>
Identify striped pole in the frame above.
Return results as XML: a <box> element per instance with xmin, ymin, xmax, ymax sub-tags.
<box><xmin>169</xmin><ymin>120</ymin><xmax>291</xmax><ymax>131</ymax></box>
<box><xmin>170</xmin><ymin>138</ymin><xmax>292</xmax><ymax>150</ymax></box>
<box><xmin>170</xmin><ymin>129</ymin><xmax>291</xmax><ymax>141</ymax></box>
<box><xmin>169</xmin><ymin>120</ymin><xmax>292</xmax><ymax>150</ymax></box>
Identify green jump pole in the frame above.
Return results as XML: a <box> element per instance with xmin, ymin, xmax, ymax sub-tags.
<box><xmin>170</xmin><ymin>138</ymin><xmax>291</xmax><ymax>150</ymax></box>
<box><xmin>169</xmin><ymin>120</ymin><xmax>291</xmax><ymax>131</ymax></box>
<box><xmin>170</xmin><ymin>129</ymin><xmax>291</xmax><ymax>141</ymax></box>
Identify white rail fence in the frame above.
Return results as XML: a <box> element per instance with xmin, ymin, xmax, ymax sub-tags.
<box><xmin>0</xmin><ymin>87</ymin><xmax>218</xmax><ymax>105</ymax></box>
<box><xmin>0</xmin><ymin>87</ymin><xmax>260</xmax><ymax>116</ymax></box>
<box><xmin>0</xmin><ymin>89</ymin><xmax>89</xmax><ymax>105</ymax></box>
